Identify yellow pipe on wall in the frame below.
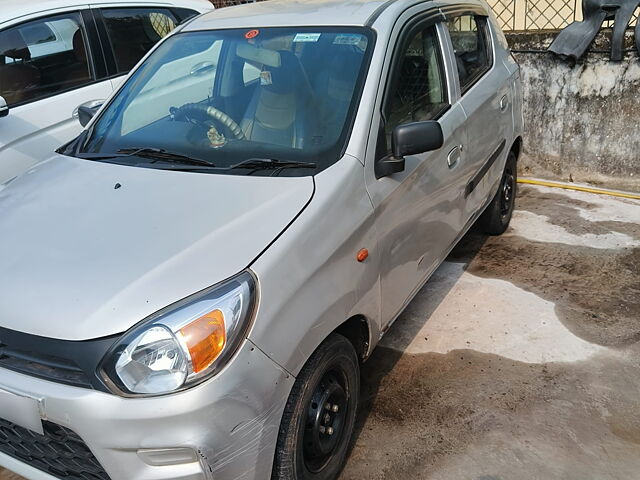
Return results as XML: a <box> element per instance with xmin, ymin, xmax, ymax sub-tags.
<box><xmin>517</xmin><ymin>178</ymin><xmax>640</xmax><ymax>201</ymax></box>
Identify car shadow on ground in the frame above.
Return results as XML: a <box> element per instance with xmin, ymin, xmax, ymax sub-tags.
<box><xmin>349</xmin><ymin>226</ymin><xmax>490</xmax><ymax>456</ymax></box>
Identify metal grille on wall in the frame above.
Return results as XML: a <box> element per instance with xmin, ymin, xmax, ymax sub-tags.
<box><xmin>206</xmin><ymin>0</ymin><xmax>640</xmax><ymax>32</ymax></box>
<box><xmin>486</xmin><ymin>0</ymin><xmax>639</xmax><ymax>31</ymax></box>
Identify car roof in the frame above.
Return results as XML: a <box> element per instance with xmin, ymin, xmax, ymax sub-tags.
<box><xmin>183</xmin><ymin>0</ymin><xmax>432</xmax><ymax>30</ymax></box>
<box><xmin>0</xmin><ymin>0</ymin><xmax>211</xmax><ymax>26</ymax></box>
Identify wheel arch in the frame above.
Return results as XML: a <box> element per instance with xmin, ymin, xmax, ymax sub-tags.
<box><xmin>511</xmin><ymin>136</ymin><xmax>523</xmax><ymax>161</ymax></box>
<box><xmin>334</xmin><ymin>314</ymin><xmax>373</xmax><ymax>362</ymax></box>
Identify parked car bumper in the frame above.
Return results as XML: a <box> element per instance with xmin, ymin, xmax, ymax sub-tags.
<box><xmin>0</xmin><ymin>340</ymin><xmax>293</xmax><ymax>480</ymax></box>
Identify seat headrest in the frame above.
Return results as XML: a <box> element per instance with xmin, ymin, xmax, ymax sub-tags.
<box><xmin>72</xmin><ymin>30</ymin><xmax>86</xmax><ymax>63</ymax></box>
<box><xmin>0</xmin><ymin>28</ymin><xmax>31</xmax><ymax>61</ymax></box>
<box><xmin>262</xmin><ymin>50</ymin><xmax>306</xmax><ymax>95</ymax></box>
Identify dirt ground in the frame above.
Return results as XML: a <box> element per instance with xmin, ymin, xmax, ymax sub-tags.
<box><xmin>341</xmin><ymin>185</ymin><xmax>640</xmax><ymax>480</ymax></box>
<box><xmin>1</xmin><ymin>184</ymin><xmax>639</xmax><ymax>480</ymax></box>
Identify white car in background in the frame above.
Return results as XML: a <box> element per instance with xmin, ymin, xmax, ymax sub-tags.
<box><xmin>0</xmin><ymin>0</ymin><xmax>212</xmax><ymax>184</ymax></box>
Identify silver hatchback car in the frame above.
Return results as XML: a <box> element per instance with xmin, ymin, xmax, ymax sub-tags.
<box><xmin>0</xmin><ymin>0</ymin><xmax>523</xmax><ymax>479</ymax></box>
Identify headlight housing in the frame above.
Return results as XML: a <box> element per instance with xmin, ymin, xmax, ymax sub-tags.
<box><xmin>100</xmin><ymin>271</ymin><xmax>257</xmax><ymax>396</ymax></box>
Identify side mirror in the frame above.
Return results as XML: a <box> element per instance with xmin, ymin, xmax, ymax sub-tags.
<box><xmin>375</xmin><ymin>120</ymin><xmax>445</xmax><ymax>179</ymax></box>
<box><xmin>78</xmin><ymin>105</ymin><xmax>99</xmax><ymax>127</ymax></box>
<box><xmin>392</xmin><ymin>120</ymin><xmax>444</xmax><ymax>159</ymax></box>
<box><xmin>0</xmin><ymin>96</ymin><xmax>9</xmax><ymax>118</ymax></box>
<box><xmin>76</xmin><ymin>100</ymin><xmax>104</xmax><ymax>127</ymax></box>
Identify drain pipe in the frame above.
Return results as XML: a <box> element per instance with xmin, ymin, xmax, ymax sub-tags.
<box><xmin>517</xmin><ymin>178</ymin><xmax>640</xmax><ymax>201</ymax></box>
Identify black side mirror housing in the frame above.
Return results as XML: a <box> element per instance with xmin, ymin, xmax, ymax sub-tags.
<box><xmin>78</xmin><ymin>104</ymin><xmax>101</xmax><ymax>127</ymax></box>
<box><xmin>0</xmin><ymin>96</ymin><xmax>9</xmax><ymax>118</ymax></box>
<box><xmin>375</xmin><ymin>120</ymin><xmax>445</xmax><ymax>179</ymax></box>
<box><xmin>392</xmin><ymin>120</ymin><xmax>444</xmax><ymax>159</ymax></box>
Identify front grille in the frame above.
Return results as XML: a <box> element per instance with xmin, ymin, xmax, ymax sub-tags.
<box><xmin>0</xmin><ymin>346</ymin><xmax>92</xmax><ymax>389</ymax></box>
<box><xmin>0</xmin><ymin>418</ymin><xmax>110</xmax><ymax>479</ymax></box>
<box><xmin>0</xmin><ymin>327</ymin><xmax>118</xmax><ymax>392</ymax></box>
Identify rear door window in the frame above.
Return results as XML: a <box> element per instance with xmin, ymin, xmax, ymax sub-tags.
<box><xmin>99</xmin><ymin>8</ymin><xmax>180</xmax><ymax>75</ymax></box>
<box><xmin>0</xmin><ymin>12</ymin><xmax>95</xmax><ymax>106</ymax></box>
<box><xmin>445</xmin><ymin>14</ymin><xmax>493</xmax><ymax>93</ymax></box>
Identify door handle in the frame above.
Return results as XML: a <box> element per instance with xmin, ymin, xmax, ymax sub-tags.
<box><xmin>447</xmin><ymin>145</ymin><xmax>462</xmax><ymax>168</ymax></box>
<box><xmin>500</xmin><ymin>95</ymin><xmax>510</xmax><ymax>112</ymax></box>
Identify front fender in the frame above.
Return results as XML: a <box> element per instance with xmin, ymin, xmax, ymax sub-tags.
<box><xmin>248</xmin><ymin>155</ymin><xmax>381</xmax><ymax>376</ymax></box>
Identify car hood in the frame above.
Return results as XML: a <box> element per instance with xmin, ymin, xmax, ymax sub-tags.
<box><xmin>0</xmin><ymin>155</ymin><xmax>314</xmax><ymax>340</ymax></box>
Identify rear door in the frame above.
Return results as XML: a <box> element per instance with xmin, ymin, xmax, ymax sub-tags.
<box><xmin>442</xmin><ymin>8</ymin><xmax>512</xmax><ymax>224</ymax></box>
<box><xmin>0</xmin><ymin>8</ymin><xmax>112</xmax><ymax>183</ymax></box>
<box><xmin>93</xmin><ymin>6</ymin><xmax>197</xmax><ymax>90</ymax></box>
<box><xmin>365</xmin><ymin>12</ymin><xmax>469</xmax><ymax>327</ymax></box>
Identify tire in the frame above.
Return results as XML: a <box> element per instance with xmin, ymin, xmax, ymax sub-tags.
<box><xmin>478</xmin><ymin>151</ymin><xmax>517</xmax><ymax>236</ymax></box>
<box><xmin>273</xmin><ymin>334</ymin><xmax>360</xmax><ymax>480</ymax></box>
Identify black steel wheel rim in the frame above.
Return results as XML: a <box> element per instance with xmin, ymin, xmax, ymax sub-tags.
<box><xmin>500</xmin><ymin>169</ymin><xmax>516</xmax><ymax>218</ymax></box>
<box><xmin>302</xmin><ymin>369</ymin><xmax>349</xmax><ymax>473</ymax></box>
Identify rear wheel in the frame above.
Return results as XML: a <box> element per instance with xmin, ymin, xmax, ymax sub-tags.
<box><xmin>273</xmin><ymin>334</ymin><xmax>359</xmax><ymax>480</ymax></box>
<box><xmin>478</xmin><ymin>151</ymin><xmax>517</xmax><ymax>235</ymax></box>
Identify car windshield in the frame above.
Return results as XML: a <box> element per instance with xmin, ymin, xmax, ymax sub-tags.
<box><xmin>76</xmin><ymin>27</ymin><xmax>373</xmax><ymax>176</ymax></box>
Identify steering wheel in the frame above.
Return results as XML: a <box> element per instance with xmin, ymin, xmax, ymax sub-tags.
<box><xmin>171</xmin><ymin>103</ymin><xmax>246</xmax><ymax>140</ymax></box>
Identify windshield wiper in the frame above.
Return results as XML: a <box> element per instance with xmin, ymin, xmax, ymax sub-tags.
<box><xmin>116</xmin><ymin>147</ymin><xmax>216</xmax><ymax>167</ymax></box>
<box><xmin>226</xmin><ymin>158</ymin><xmax>317</xmax><ymax>172</ymax></box>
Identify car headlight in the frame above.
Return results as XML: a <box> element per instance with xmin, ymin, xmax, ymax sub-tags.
<box><xmin>100</xmin><ymin>271</ymin><xmax>257</xmax><ymax>396</ymax></box>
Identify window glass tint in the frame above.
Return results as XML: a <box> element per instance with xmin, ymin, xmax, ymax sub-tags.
<box><xmin>0</xmin><ymin>12</ymin><xmax>93</xmax><ymax>106</ymax></box>
<box><xmin>20</xmin><ymin>23</ymin><xmax>56</xmax><ymax>45</ymax></box>
<box><xmin>172</xmin><ymin>8</ymin><xmax>200</xmax><ymax>23</ymax></box>
<box><xmin>384</xmin><ymin>26</ymin><xmax>447</xmax><ymax>149</ymax></box>
<box><xmin>101</xmin><ymin>8</ymin><xmax>178</xmax><ymax>74</ymax></box>
<box><xmin>79</xmin><ymin>28</ymin><xmax>373</xmax><ymax>176</ymax></box>
<box><xmin>446</xmin><ymin>15</ymin><xmax>492</xmax><ymax>92</ymax></box>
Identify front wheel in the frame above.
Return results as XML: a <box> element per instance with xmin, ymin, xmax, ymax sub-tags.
<box><xmin>478</xmin><ymin>151</ymin><xmax>517</xmax><ymax>235</ymax></box>
<box><xmin>273</xmin><ymin>334</ymin><xmax>360</xmax><ymax>480</ymax></box>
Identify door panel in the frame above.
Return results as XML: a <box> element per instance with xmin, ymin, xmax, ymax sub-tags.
<box><xmin>365</xmin><ymin>21</ymin><xmax>468</xmax><ymax>326</ymax></box>
<box><xmin>0</xmin><ymin>9</ymin><xmax>112</xmax><ymax>183</ymax></box>
<box><xmin>0</xmin><ymin>81</ymin><xmax>112</xmax><ymax>182</ymax></box>
<box><xmin>368</xmin><ymin>103</ymin><xmax>468</xmax><ymax>325</ymax></box>
<box><xmin>444</xmin><ymin>14</ymin><xmax>513</xmax><ymax>223</ymax></box>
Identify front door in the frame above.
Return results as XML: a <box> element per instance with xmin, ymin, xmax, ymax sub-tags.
<box><xmin>0</xmin><ymin>10</ymin><xmax>113</xmax><ymax>183</ymax></box>
<box><xmin>365</xmin><ymin>19</ymin><xmax>468</xmax><ymax>326</ymax></box>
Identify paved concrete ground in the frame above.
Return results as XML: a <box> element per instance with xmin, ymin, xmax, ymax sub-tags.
<box><xmin>1</xmin><ymin>184</ymin><xmax>639</xmax><ymax>480</ymax></box>
<box><xmin>341</xmin><ymin>184</ymin><xmax>640</xmax><ymax>480</ymax></box>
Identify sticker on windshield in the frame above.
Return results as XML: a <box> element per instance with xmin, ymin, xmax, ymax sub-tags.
<box><xmin>333</xmin><ymin>34</ymin><xmax>362</xmax><ymax>45</ymax></box>
<box><xmin>245</xmin><ymin>29</ymin><xmax>260</xmax><ymax>39</ymax></box>
<box><xmin>293</xmin><ymin>33</ymin><xmax>321</xmax><ymax>43</ymax></box>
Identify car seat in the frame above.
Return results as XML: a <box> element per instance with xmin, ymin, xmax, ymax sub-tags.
<box><xmin>61</xmin><ymin>30</ymin><xmax>91</xmax><ymax>88</ymax></box>
<box><xmin>240</xmin><ymin>50</ymin><xmax>314</xmax><ymax>149</ymax></box>
<box><xmin>0</xmin><ymin>29</ymin><xmax>41</xmax><ymax>105</ymax></box>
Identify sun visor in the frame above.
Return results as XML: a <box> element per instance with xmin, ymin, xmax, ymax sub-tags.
<box><xmin>236</xmin><ymin>44</ymin><xmax>281</xmax><ymax>68</ymax></box>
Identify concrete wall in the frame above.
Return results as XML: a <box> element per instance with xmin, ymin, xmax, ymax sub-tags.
<box><xmin>507</xmin><ymin>31</ymin><xmax>640</xmax><ymax>190</ymax></box>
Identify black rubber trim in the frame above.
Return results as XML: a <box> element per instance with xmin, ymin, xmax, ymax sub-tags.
<box><xmin>82</xmin><ymin>9</ymin><xmax>109</xmax><ymax>80</ymax></box>
<box><xmin>0</xmin><ymin>327</ymin><xmax>119</xmax><ymax>392</ymax></box>
<box><xmin>92</xmin><ymin>8</ymin><xmax>118</xmax><ymax>76</ymax></box>
<box><xmin>465</xmin><ymin>139</ymin><xmax>506</xmax><ymax>198</ymax></box>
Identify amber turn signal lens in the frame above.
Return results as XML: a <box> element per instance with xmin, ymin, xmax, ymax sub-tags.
<box><xmin>357</xmin><ymin>248</ymin><xmax>369</xmax><ymax>262</ymax></box>
<box><xmin>179</xmin><ymin>310</ymin><xmax>226</xmax><ymax>373</ymax></box>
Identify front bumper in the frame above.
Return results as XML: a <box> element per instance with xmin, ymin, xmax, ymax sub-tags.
<box><xmin>0</xmin><ymin>340</ymin><xmax>294</xmax><ymax>480</ymax></box>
